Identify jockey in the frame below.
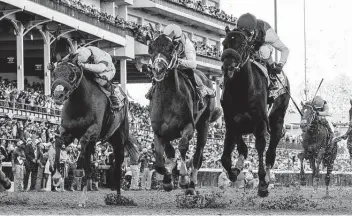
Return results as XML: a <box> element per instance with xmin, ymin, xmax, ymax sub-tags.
<box><xmin>144</xmin><ymin>24</ymin><xmax>214</xmax><ymax>108</ymax></box>
<box><xmin>236</xmin><ymin>13</ymin><xmax>290</xmax><ymax>91</ymax></box>
<box><xmin>65</xmin><ymin>46</ymin><xmax>123</xmax><ymax>110</ymax></box>
<box><xmin>311</xmin><ymin>96</ymin><xmax>334</xmax><ymax>135</ymax></box>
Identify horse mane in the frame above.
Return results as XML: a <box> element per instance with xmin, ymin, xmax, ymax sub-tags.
<box><xmin>149</xmin><ymin>34</ymin><xmax>174</xmax><ymax>58</ymax></box>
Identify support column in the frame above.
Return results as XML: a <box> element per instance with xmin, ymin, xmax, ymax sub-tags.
<box><xmin>120</xmin><ymin>59</ymin><xmax>127</xmax><ymax>92</ymax></box>
<box><xmin>44</xmin><ymin>31</ymin><xmax>51</xmax><ymax>95</ymax></box>
<box><xmin>215</xmin><ymin>78</ymin><xmax>222</xmax><ymax>125</ymax></box>
<box><xmin>16</xmin><ymin>24</ymin><xmax>24</xmax><ymax>91</ymax></box>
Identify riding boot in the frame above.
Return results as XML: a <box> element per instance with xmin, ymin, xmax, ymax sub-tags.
<box><xmin>145</xmin><ymin>80</ymin><xmax>156</xmax><ymax>100</ymax></box>
<box><xmin>104</xmin><ymin>82</ymin><xmax>122</xmax><ymax>111</ymax></box>
<box><xmin>188</xmin><ymin>71</ymin><xmax>206</xmax><ymax>109</ymax></box>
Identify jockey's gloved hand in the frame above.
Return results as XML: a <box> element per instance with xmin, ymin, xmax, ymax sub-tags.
<box><xmin>47</xmin><ymin>62</ymin><xmax>55</xmax><ymax>72</ymax></box>
<box><xmin>77</xmin><ymin>60</ymin><xmax>85</xmax><ymax>68</ymax></box>
<box><xmin>272</xmin><ymin>63</ymin><xmax>284</xmax><ymax>74</ymax></box>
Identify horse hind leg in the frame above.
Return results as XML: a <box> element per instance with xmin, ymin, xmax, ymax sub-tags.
<box><xmin>265</xmin><ymin>114</ymin><xmax>285</xmax><ymax>185</ymax></box>
<box><xmin>178</xmin><ymin>123</ymin><xmax>194</xmax><ymax>189</ymax></box>
<box><xmin>186</xmin><ymin>120</ymin><xmax>210</xmax><ymax>195</ymax></box>
<box><xmin>325</xmin><ymin>161</ymin><xmax>333</xmax><ymax>198</ymax></box>
<box><xmin>255</xmin><ymin>123</ymin><xmax>269</xmax><ymax>197</ymax></box>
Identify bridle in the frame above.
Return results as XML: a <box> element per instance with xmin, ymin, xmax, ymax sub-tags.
<box><xmin>300</xmin><ymin>104</ymin><xmax>317</xmax><ymax>131</ymax></box>
<box><xmin>223</xmin><ymin>30</ymin><xmax>252</xmax><ymax>75</ymax></box>
<box><xmin>51</xmin><ymin>61</ymin><xmax>84</xmax><ymax>99</ymax></box>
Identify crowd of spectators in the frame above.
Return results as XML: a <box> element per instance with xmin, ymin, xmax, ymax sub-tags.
<box><xmin>0</xmin><ymin>78</ymin><xmax>61</xmax><ymax>115</ymax></box>
<box><xmin>128</xmin><ymin>102</ymin><xmax>352</xmax><ymax>173</ymax></box>
<box><xmin>156</xmin><ymin>0</ymin><xmax>237</xmax><ymax>23</ymax></box>
<box><xmin>48</xmin><ymin>0</ymin><xmax>224</xmax><ymax>59</ymax></box>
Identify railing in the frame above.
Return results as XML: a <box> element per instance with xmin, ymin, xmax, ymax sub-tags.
<box><xmin>151</xmin><ymin>0</ymin><xmax>236</xmax><ymax>26</ymax></box>
<box><xmin>29</xmin><ymin>0</ymin><xmax>131</xmax><ymax>37</ymax></box>
<box><xmin>0</xmin><ymin>100</ymin><xmax>61</xmax><ymax>123</ymax></box>
<box><xmin>196</xmin><ymin>55</ymin><xmax>222</xmax><ymax>66</ymax></box>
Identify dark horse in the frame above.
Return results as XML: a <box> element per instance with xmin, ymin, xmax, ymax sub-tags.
<box><xmin>333</xmin><ymin>99</ymin><xmax>352</xmax><ymax>165</ymax></box>
<box><xmin>220</xmin><ymin>30</ymin><xmax>290</xmax><ymax>197</ymax></box>
<box><xmin>148</xmin><ymin>34</ymin><xmax>222</xmax><ymax>194</ymax></box>
<box><xmin>299</xmin><ymin>102</ymin><xmax>336</xmax><ymax>197</ymax></box>
<box><xmin>51</xmin><ymin>56</ymin><xmax>138</xmax><ymax>207</ymax></box>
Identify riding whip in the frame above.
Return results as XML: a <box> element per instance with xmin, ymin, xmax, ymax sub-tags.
<box><xmin>311</xmin><ymin>78</ymin><xmax>324</xmax><ymax>104</ymax></box>
<box><xmin>274</xmin><ymin>74</ymin><xmax>303</xmax><ymax>116</ymax></box>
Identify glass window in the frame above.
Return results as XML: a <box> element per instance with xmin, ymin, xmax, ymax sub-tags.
<box><xmin>193</xmin><ymin>34</ymin><xmax>205</xmax><ymax>43</ymax></box>
<box><xmin>128</xmin><ymin>15</ymin><xmax>140</xmax><ymax>24</ymax></box>
<box><xmin>145</xmin><ymin>19</ymin><xmax>158</xmax><ymax>29</ymax></box>
<box><xmin>208</xmin><ymin>39</ymin><xmax>218</xmax><ymax>48</ymax></box>
<box><xmin>208</xmin><ymin>0</ymin><xmax>218</xmax><ymax>8</ymax></box>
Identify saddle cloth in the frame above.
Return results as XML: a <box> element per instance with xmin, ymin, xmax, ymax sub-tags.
<box><xmin>251</xmin><ymin>60</ymin><xmax>288</xmax><ymax>101</ymax></box>
<box><xmin>98</xmin><ymin>84</ymin><xmax>127</xmax><ymax>142</ymax></box>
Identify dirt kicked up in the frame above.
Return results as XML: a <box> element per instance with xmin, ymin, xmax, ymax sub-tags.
<box><xmin>0</xmin><ymin>186</ymin><xmax>351</xmax><ymax>215</ymax></box>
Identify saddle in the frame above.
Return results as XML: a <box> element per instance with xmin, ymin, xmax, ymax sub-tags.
<box><xmin>85</xmin><ymin>73</ymin><xmax>127</xmax><ymax>142</ymax></box>
<box><xmin>251</xmin><ymin>60</ymin><xmax>288</xmax><ymax>103</ymax></box>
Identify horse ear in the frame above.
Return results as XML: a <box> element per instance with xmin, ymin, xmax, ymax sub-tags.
<box><xmin>225</xmin><ymin>26</ymin><xmax>230</xmax><ymax>35</ymax></box>
<box><xmin>301</xmin><ymin>101</ymin><xmax>304</xmax><ymax>107</ymax></box>
<box><xmin>56</xmin><ymin>54</ymin><xmax>62</xmax><ymax>62</ymax></box>
<box><xmin>350</xmin><ymin>99</ymin><xmax>352</xmax><ymax>105</ymax></box>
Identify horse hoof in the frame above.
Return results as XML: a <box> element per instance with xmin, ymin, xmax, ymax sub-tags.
<box><xmin>78</xmin><ymin>203</ymin><xmax>86</xmax><ymax>208</ymax></box>
<box><xmin>210</xmin><ymin>107</ymin><xmax>222</xmax><ymax>123</ymax></box>
<box><xmin>258</xmin><ymin>189</ymin><xmax>269</xmax><ymax>198</ymax></box>
<box><xmin>163</xmin><ymin>183</ymin><xmax>173</xmax><ymax>192</ymax></box>
<box><xmin>185</xmin><ymin>188</ymin><xmax>196</xmax><ymax>196</ymax></box>
<box><xmin>179</xmin><ymin>176</ymin><xmax>189</xmax><ymax>189</ymax></box>
<box><xmin>228</xmin><ymin>172</ymin><xmax>237</xmax><ymax>182</ymax></box>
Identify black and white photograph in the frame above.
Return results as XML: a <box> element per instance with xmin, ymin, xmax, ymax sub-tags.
<box><xmin>0</xmin><ymin>0</ymin><xmax>351</xmax><ymax>215</ymax></box>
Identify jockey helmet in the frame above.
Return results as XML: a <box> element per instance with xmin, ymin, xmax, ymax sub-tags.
<box><xmin>163</xmin><ymin>24</ymin><xmax>183</xmax><ymax>41</ymax></box>
<box><xmin>74</xmin><ymin>47</ymin><xmax>92</xmax><ymax>63</ymax></box>
<box><xmin>237</xmin><ymin>13</ymin><xmax>257</xmax><ymax>36</ymax></box>
<box><xmin>312</xmin><ymin>96</ymin><xmax>324</xmax><ymax>109</ymax></box>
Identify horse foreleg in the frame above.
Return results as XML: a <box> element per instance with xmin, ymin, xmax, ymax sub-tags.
<box><xmin>54</xmin><ymin>127</ymin><xmax>74</xmax><ymax>172</ymax></box>
<box><xmin>184</xmin><ymin>120</ymin><xmax>209</xmax><ymax>195</ymax></box>
<box><xmin>298</xmin><ymin>152</ymin><xmax>306</xmax><ymax>185</ymax></box>
<box><xmin>255</xmin><ymin>123</ymin><xmax>269</xmax><ymax>197</ymax></box>
<box><xmin>325</xmin><ymin>162</ymin><xmax>333</xmax><ymax>198</ymax></box>
<box><xmin>221</xmin><ymin>128</ymin><xmax>236</xmax><ymax>182</ymax></box>
<box><xmin>154</xmin><ymin>134</ymin><xmax>174</xmax><ymax>192</ymax></box>
<box><xmin>178</xmin><ymin>123</ymin><xmax>194</xmax><ymax>189</ymax></box>
<box><xmin>234</xmin><ymin>136</ymin><xmax>248</xmax><ymax>175</ymax></box>
<box><xmin>78</xmin><ymin>124</ymin><xmax>99</xmax><ymax>207</ymax></box>
<box><xmin>313</xmin><ymin>149</ymin><xmax>324</xmax><ymax>193</ymax></box>
<box><xmin>110</xmin><ymin>130</ymin><xmax>125</xmax><ymax>195</ymax></box>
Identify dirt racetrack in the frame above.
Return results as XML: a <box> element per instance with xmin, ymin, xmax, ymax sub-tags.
<box><xmin>0</xmin><ymin>186</ymin><xmax>351</xmax><ymax>215</ymax></box>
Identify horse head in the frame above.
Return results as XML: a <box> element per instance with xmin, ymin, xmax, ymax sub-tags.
<box><xmin>51</xmin><ymin>54</ymin><xmax>83</xmax><ymax>105</ymax></box>
<box><xmin>300</xmin><ymin>102</ymin><xmax>317</xmax><ymax>132</ymax></box>
<box><xmin>148</xmin><ymin>34</ymin><xmax>176</xmax><ymax>82</ymax></box>
<box><xmin>221</xmin><ymin>30</ymin><xmax>251</xmax><ymax>80</ymax></box>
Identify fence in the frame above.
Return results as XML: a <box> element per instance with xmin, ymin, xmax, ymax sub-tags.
<box><xmin>0</xmin><ymin>100</ymin><xmax>61</xmax><ymax>123</ymax></box>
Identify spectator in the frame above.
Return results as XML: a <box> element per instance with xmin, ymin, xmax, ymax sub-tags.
<box><xmin>23</xmin><ymin>138</ymin><xmax>38</xmax><ymax>191</ymax></box>
<box><xmin>35</xmin><ymin>140</ymin><xmax>45</xmax><ymax>191</ymax></box>
<box><xmin>12</xmin><ymin>140</ymin><xmax>26</xmax><ymax>192</ymax></box>
<box><xmin>139</xmin><ymin>148</ymin><xmax>155</xmax><ymax>190</ymax></box>
<box><xmin>218</xmin><ymin>168</ymin><xmax>231</xmax><ymax>189</ymax></box>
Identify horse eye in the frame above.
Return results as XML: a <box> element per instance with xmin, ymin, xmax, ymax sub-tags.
<box><xmin>69</xmin><ymin>72</ymin><xmax>75</xmax><ymax>81</ymax></box>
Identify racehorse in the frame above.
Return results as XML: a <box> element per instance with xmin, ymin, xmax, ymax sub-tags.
<box><xmin>51</xmin><ymin>55</ymin><xmax>138</xmax><ymax>207</ymax></box>
<box><xmin>148</xmin><ymin>34</ymin><xmax>222</xmax><ymax>194</ymax></box>
<box><xmin>220</xmin><ymin>30</ymin><xmax>290</xmax><ymax>197</ymax></box>
<box><xmin>333</xmin><ymin>99</ymin><xmax>352</xmax><ymax>166</ymax></box>
<box><xmin>298</xmin><ymin>102</ymin><xmax>336</xmax><ymax>197</ymax></box>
